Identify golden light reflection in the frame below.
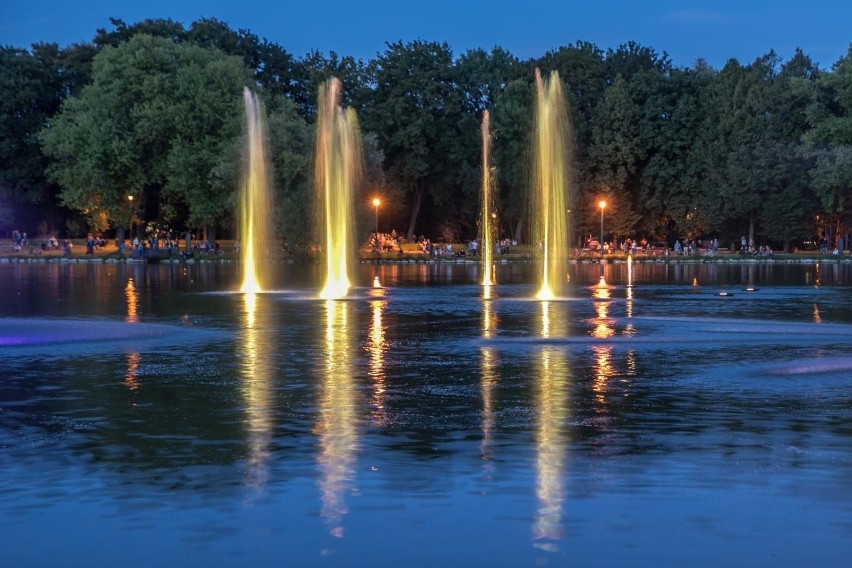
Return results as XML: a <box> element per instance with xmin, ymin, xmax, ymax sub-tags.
<box><xmin>482</xmin><ymin>293</ymin><xmax>497</xmax><ymax>337</ymax></box>
<box><xmin>593</xmin><ymin>276</ymin><xmax>609</xmax><ymax>299</ymax></box>
<box><xmin>483</xmin><ymin>283</ymin><xmax>493</xmax><ymax>302</ymax></box>
<box><xmin>540</xmin><ymin>301</ymin><xmax>568</xmax><ymax>339</ymax></box>
<box><xmin>480</xmin><ymin>346</ymin><xmax>498</xmax><ymax>466</ymax></box>
<box><xmin>625</xmin><ymin>283</ymin><xmax>635</xmax><ymax>321</ymax></box>
<box><xmin>591</xmin><ymin>282</ymin><xmax>615</xmax><ymax>339</ymax></box>
<box><xmin>241</xmin><ymin>292</ymin><xmax>274</xmax><ymax>491</ymax></box>
<box><xmin>533</xmin><ymin>302</ymin><xmax>569</xmax><ymax>549</ymax></box>
<box><xmin>125</xmin><ymin>277</ymin><xmax>138</xmax><ymax>323</ymax></box>
<box><xmin>592</xmin><ymin>345</ymin><xmax>614</xmax><ymax>407</ymax></box>
<box><xmin>627</xmin><ymin>254</ymin><xmax>633</xmax><ymax>287</ymax></box>
<box><xmin>123</xmin><ymin>352</ymin><xmax>141</xmax><ymax>391</ymax></box>
<box><xmin>626</xmin><ymin>349</ymin><xmax>637</xmax><ymax>378</ymax></box>
<box><xmin>692</xmin><ymin>277</ymin><xmax>699</xmax><ymax>287</ymax></box>
<box><xmin>317</xmin><ymin>301</ymin><xmax>358</xmax><ymax>537</ymax></box>
<box><xmin>481</xmin><ymin>296</ymin><xmax>500</xmax><ymax>466</ymax></box>
<box><xmin>367</xmin><ymin>296</ymin><xmax>388</xmax><ymax>426</ymax></box>
<box><xmin>813</xmin><ymin>304</ymin><xmax>822</xmax><ymax>324</ymax></box>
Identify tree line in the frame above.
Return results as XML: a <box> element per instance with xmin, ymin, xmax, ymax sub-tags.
<box><xmin>1</xmin><ymin>17</ymin><xmax>850</xmax><ymax>251</ymax></box>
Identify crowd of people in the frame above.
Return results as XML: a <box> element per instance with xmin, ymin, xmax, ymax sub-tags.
<box><xmin>739</xmin><ymin>236</ymin><xmax>773</xmax><ymax>256</ymax></box>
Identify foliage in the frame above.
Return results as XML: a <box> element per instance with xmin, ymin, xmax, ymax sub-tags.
<box><xmin>42</xmin><ymin>35</ymin><xmax>252</xmax><ymax>233</ymax></box>
<box><xmin>1</xmin><ymin>17</ymin><xmax>850</xmax><ymax>250</ymax></box>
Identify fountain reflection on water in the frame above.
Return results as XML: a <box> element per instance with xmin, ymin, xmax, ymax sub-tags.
<box><xmin>368</xmin><ymin>284</ymin><xmax>389</xmax><ymax>426</ymax></box>
<box><xmin>480</xmin><ymin>292</ymin><xmax>499</xmax><ymax>466</ymax></box>
<box><xmin>533</xmin><ymin>301</ymin><xmax>569</xmax><ymax>550</ymax></box>
<box><xmin>317</xmin><ymin>301</ymin><xmax>358</xmax><ymax>537</ymax></box>
<box><xmin>240</xmin><ymin>293</ymin><xmax>274</xmax><ymax>491</ymax></box>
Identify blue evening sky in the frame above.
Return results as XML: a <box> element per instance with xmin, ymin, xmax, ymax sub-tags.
<box><xmin>1</xmin><ymin>0</ymin><xmax>850</xmax><ymax>69</ymax></box>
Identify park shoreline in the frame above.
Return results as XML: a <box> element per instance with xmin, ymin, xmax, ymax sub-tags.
<box><xmin>0</xmin><ymin>251</ymin><xmax>849</xmax><ymax>266</ymax></box>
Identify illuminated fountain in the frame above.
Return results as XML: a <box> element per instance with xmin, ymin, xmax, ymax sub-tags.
<box><xmin>480</xmin><ymin>110</ymin><xmax>497</xmax><ymax>288</ymax></box>
<box><xmin>240</xmin><ymin>87</ymin><xmax>274</xmax><ymax>293</ymax></box>
<box><xmin>532</xmin><ymin>69</ymin><xmax>573</xmax><ymax>300</ymax></box>
<box><xmin>316</xmin><ymin>78</ymin><xmax>362</xmax><ymax>299</ymax></box>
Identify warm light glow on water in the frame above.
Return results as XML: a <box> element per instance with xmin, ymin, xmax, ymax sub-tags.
<box><xmin>123</xmin><ymin>352</ymin><xmax>140</xmax><ymax>392</ymax></box>
<box><xmin>368</xmin><ymin>296</ymin><xmax>388</xmax><ymax>426</ymax></box>
<box><xmin>317</xmin><ymin>301</ymin><xmax>357</xmax><ymax>536</ymax></box>
<box><xmin>241</xmin><ymin>292</ymin><xmax>273</xmax><ymax>490</ymax></box>
<box><xmin>533</xmin><ymin>69</ymin><xmax>573</xmax><ymax>300</ymax></box>
<box><xmin>627</xmin><ymin>255</ymin><xmax>633</xmax><ymax>287</ymax></box>
<box><xmin>480</xmin><ymin>346</ymin><xmax>498</xmax><ymax>465</ymax></box>
<box><xmin>125</xmin><ymin>277</ymin><xmax>138</xmax><ymax>323</ymax></box>
<box><xmin>534</xmin><ymin>301</ymin><xmax>569</xmax><ymax>547</ymax></box>
<box><xmin>483</xmin><ymin>292</ymin><xmax>497</xmax><ymax>335</ymax></box>
<box><xmin>481</xmin><ymin>110</ymin><xmax>496</xmax><ymax>287</ymax></box>
<box><xmin>240</xmin><ymin>88</ymin><xmax>274</xmax><ymax>293</ymax></box>
<box><xmin>592</xmin><ymin>280</ymin><xmax>615</xmax><ymax>339</ymax></box>
<box><xmin>317</xmin><ymin>78</ymin><xmax>362</xmax><ymax>300</ymax></box>
<box><xmin>481</xmin><ymin>296</ymin><xmax>499</xmax><ymax>464</ymax></box>
<box><xmin>592</xmin><ymin>346</ymin><xmax>614</xmax><ymax>407</ymax></box>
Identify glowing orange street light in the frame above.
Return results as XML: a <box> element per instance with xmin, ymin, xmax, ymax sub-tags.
<box><xmin>598</xmin><ymin>200</ymin><xmax>606</xmax><ymax>260</ymax></box>
<box><xmin>372</xmin><ymin>198</ymin><xmax>381</xmax><ymax>235</ymax></box>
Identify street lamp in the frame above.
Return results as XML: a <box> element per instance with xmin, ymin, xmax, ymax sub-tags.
<box><xmin>372</xmin><ymin>198</ymin><xmax>381</xmax><ymax>235</ymax></box>
<box><xmin>127</xmin><ymin>195</ymin><xmax>134</xmax><ymax>237</ymax></box>
<box><xmin>598</xmin><ymin>200</ymin><xmax>606</xmax><ymax>260</ymax></box>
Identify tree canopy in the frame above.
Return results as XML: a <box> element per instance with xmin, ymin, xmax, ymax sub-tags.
<box><xmin>1</xmin><ymin>17</ymin><xmax>850</xmax><ymax>251</ymax></box>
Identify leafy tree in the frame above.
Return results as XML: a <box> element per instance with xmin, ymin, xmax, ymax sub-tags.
<box><xmin>298</xmin><ymin>50</ymin><xmax>371</xmax><ymax>119</ymax></box>
<box><xmin>691</xmin><ymin>56</ymin><xmax>780</xmax><ymax>242</ymax></box>
<box><xmin>639</xmin><ymin>64</ymin><xmax>714</xmax><ymax>241</ymax></box>
<box><xmin>93</xmin><ymin>17</ymin><xmax>187</xmax><ymax>48</ymax></box>
<box><xmin>43</xmin><ymin>35</ymin><xmax>253</xmax><ymax>238</ymax></box>
<box><xmin>603</xmin><ymin>41</ymin><xmax>671</xmax><ymax>84</ymax></box>
<box><xmin>586</xmin><ymin>74</ymin><xmax>643</xmax><ymax>244</ymax></box>
<box><xmin>187</xmin><ymin>18</ymin><xmax>305</xmax><ymax>116</ymax></box>
<box><xmin>802</xmin><ymin>47</ymin><xmax>852</xmax><ymax>249</ymax></box>
<box><xmin>536</xmin><ymin>41</ymin><xmax>606</xmax><ymax>134</ymax></box>
<box><xmin>455</xmin><ymin>47</ymin><xmax>523</xmax><ymax>115</ymax></box>
<box><xmin>0</xmin><ymin>41</ymin><xmax>96</xmax><ymax>234</ymax></box>
<box><xmin>492</xmin><ymin>79</ymin><xmax>533</xmax><ymax>240</ymax></box>
<box><xmin>264</xmin><ymin>96</ymin><xmax>313</xmax><ymax>245</ymax></box>
<box><xmin>364</xmin><ymin>40</ymin><xmax>471</xmax><ymax>240</ymax></box>
<box><xmin>759</xmin><ymin>50</ymin><xmax>822</xmax><ymax>250</ymax></box>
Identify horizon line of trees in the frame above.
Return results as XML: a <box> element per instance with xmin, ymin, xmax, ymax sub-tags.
<box><xmin>1</xmin><ymin>17</ymin><xmax>850</xmax><ymax>251</ymax></box>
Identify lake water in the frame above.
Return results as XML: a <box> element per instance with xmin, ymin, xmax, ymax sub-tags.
<box><xmin>1</xmin><ymin>260</ymin><xmax>851</xmax><ymax>567</ymax></box>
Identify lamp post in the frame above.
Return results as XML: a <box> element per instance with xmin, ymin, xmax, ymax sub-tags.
<box><xmin>598</xmin><ymin>200</ymin><xmax>606</xmax><ymax>260</ymax></box>
<box><xmin>128</xmin><ymin>195</ymin><xmax>134</xmax><ymax>237</ymax></box>
<box><xmin>372</xmin><ymin>198</ymin><xmax>380</xmax><ymax>235</ymax></box>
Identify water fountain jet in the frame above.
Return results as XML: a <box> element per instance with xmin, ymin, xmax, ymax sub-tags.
<box><xmin>316</xmin><ymin>78</ymin><xmax>362</xmax><ymax>300</ymax></box>
<box><xmin>480</xmin><ymin>110</ymin><xmax>497</xmax><ymax>288</ymax></box>
<box><xmin>532</xmin><ymin>69</ymin><xmax>574</xmax><ymax>300</ymax></box>
<box><xmin>240</xmin><ymin>88</ymin><xmax>274</xmax><ymax>293</ymax></box>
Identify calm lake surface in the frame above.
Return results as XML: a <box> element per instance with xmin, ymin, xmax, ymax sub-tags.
<box><xmin>1</xmin><ymin>260</ymin><xmax>851</xmax><ymax>567</ymax></box>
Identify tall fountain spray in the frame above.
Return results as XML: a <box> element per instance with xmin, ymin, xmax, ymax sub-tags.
<box><xmin>240</xmin><ymin>88</ymin><xmax>274</xmax><ymax>293</ymax></box>
<box><xmin>316</xmin><ymin>78</ymin><xmax>362</xmax><ymax>300</ymax></box>
<box><xmin>532</xmin><ymin>69</ymin><xmax>573</xmax><ymax>300</ymax></box>
<box><xmin>480</xmin><ymin>110</ymin><xmax>497</xmax><ymax>288</ymax></box>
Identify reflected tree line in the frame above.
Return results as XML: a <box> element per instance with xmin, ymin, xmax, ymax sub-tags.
<box><xmin>1</xmin><ymin>17</ymin><xmax>850</xmax><ymax>250</ymax></box>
